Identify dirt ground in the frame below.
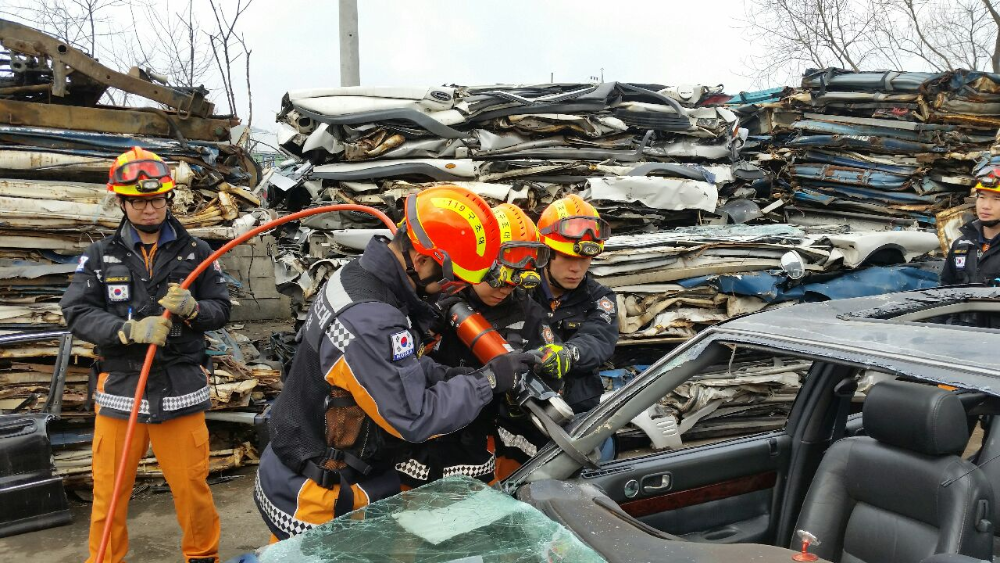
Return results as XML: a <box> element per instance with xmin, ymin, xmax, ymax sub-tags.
<box><xmin>0</xmin><ymin>466</ymin><xmax>268</xmax><ymax>563</ymax></box>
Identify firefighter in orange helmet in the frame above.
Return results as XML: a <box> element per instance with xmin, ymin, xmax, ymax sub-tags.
<box><xmin>531</xmin><ymin>194</ymin><xmax>619</xmax><ymax>413</ymax></box>
<box><xmin>396</xmin><ymin>203</ymin><xmax>557</xmax><ymax>487</ymax></box>
<box><xmin>255</xmin><ymin>186</ymin><xmax>540</xmax><ymax>541</ymax></box>
<box><xmin>60</xmin><ymin>147</ymin><xmax>230</xmax><ymax>563</ymax></box>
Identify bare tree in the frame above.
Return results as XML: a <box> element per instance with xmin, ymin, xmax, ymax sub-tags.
<box><xmin>206</xmin><ymin>0</ymin><xmax>254</xmax><ymax>118</ymax></box>
<box><xmin>742</xmin><ymin>0</ymin><xmax>1000</xmax><ymax>86</ymax></box>
<box><xmin>129</xmin><ymin>0</ymin><xmax>215</xmax><ymax>90</ymax></box>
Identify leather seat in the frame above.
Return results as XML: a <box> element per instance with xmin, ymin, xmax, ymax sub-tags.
<box><xmin>793</xmin><ymin>380</ymin><xmax>994</xmax><ymax>563</ymax></box>
<box><xmin>969</xmin><ymin>409</ymin><xmax>1000</xmax><ymax>560</ymax></box>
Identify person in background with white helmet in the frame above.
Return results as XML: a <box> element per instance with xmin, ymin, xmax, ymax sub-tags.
<box><xmin>396</xmin><ymin>203</ymin><xmax>556</xmax><ymax>487</ymax></box>
<box><xmin>532</xmin><ymin>194</ymin><xmax>619</xmax><ymax>413</ymax></box>
<box><xmin>942</xmin><ymin>170</ymin><xmax>1000</xmax><ymax>286</ymax></box>
<box><xmin>60</xmin><ymin>147</ymin><xmax>231</xmax><ymax>563</ymax></box>
<box><xmin>255</xmin><ymin>186</ymin><xmax>539</xmax><ymax>542</ymax></box>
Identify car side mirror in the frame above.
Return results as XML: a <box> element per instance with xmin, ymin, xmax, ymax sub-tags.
<box><xmin>781</xmin><ymin>250</ymin><xmax>806</xmax><ymax>280</ymax></box>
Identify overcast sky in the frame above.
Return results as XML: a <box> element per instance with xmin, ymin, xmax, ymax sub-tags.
<box><xmin>230</xmin><ymin>0</ymin><xmax>759</xmax><ymax>132</ymax></box>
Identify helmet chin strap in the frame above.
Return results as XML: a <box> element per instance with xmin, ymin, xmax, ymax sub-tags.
<box><xmin>132</xmin><ymin>220</ymin><xmax>163</xmax><ymax>233</ymax></box>
<box><xmin>546</xmin><ymin>263</ymin><xmax>569</xmax><ymax>292</ymax></box>
<box><xmin>402</xmin><ymin>250</ymin><xmax>437</xmax><ymax>297</ymax></box>
<box><xmin>122</xmin><ymin>205</ymin><xmax>168</xmax><ymax>234</ymax></box>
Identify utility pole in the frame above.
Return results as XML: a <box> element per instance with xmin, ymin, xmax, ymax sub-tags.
<box><xmin>339</xmin><ymin>0</ymin><xmax>360</xmax><ymax>87</ymax></box>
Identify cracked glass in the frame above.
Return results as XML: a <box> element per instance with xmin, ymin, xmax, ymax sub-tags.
<box><xmin>257</xmin><ymin>475</ymin><xmax>607</xmax><ymax>563</ymax></box>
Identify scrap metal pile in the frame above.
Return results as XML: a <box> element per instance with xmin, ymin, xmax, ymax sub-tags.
<box><xmin>263</xmin><ymin>78</ymin><xmax>949</xmax><ymax>336</ymax></box>
<box><xmin>0</xmin><ymin>19</ymin><xmax>277</xmax><ymax>483</ymax></box>
<box><xmin>739</xmin><ymin>68</ymin><xmax>1000</xmax><ymax>231</ymax></box>
<box><xmin>595</xmin><ymin>224</ymin><xmax>940</xmax><ymax>343</ymax></box>
<box><xmin>267</xmin><ymin>82</ymin><xmax>764</xmax><ymax>317</ymax></box>
<box><xmin>0</xmin><ymin>19</ymin><xmax>266</xmax><ymax>331</ymax></box>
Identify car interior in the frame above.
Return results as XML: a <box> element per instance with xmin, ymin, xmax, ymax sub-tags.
<box><xmin>511</xmin><ymin>339</ymin><xmax>1000</xmax><ymax>563</ymax></box>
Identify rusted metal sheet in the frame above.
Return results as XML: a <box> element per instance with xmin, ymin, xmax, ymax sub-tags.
<box><xmin>0</xmin><ymin>99</ymin><xmax>231</xmax><ymax>141</ymax></box>
<box><xmin>0</xmin><ymin>18</ymin><xmax>215</xmax><ymax>117</ymax></box>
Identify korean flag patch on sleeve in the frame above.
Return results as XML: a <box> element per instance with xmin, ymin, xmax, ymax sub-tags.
<box><xmin>390</xmin><ymin>330</ymin><xmax>415</xmax><ymax>361</ymax></box>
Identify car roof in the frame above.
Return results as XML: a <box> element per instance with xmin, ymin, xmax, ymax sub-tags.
<box><xmin>705</xmin><ymin>286</ymin><xmax>1000</xmax><ymax>394</ymax></box>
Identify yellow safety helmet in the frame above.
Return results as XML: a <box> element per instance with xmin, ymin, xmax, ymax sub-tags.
<box><xmin>537</xmin><ymin>194</ymin><xmax>609</xmax><ymax>258</ymax></box>
<box><xmin>107</xmin><ymin>147</ymin><xmax>175</xmax><ymax>197</ymax></box>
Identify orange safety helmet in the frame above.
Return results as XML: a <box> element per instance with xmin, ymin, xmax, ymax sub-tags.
<box><xmin>537</xmin><ymin>194</ymin><xmax>610</xmax><ymax>258</ymax></box>
<box><xmin>486</xmin><ymin>204</ymin><xmax>550</xmax><ymax>289</ymax></box>
<box><xmin>107</xmin><ymin>146</ymin><xmax>175</xmax><ymax>197</ymax></box>
<box><xmin>403</xmin><ymin>185</ymin><xmax>501</xmax><ymax>284</ymax></box>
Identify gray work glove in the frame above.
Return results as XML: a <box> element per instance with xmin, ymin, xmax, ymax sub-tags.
<box><xmin>158</xmin><ymin>283</ymin><xmax>199</xmax><ymax>320</ymax></box>
<box><xmin>119</xmin><ymin>316</ymin><xmax>172</xmax><ymax>346</ymax></box>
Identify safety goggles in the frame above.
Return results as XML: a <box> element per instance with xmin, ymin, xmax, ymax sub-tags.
<box><xmin>112</xmin><ymin>159</ymin><xmax>172</xmax><ymax>191</ymax></box>
<box><xmin>978</xmin><ymin>174</ymin><xmax>1000</xmax><ymax>189</ymax></box>
<box><xmin>498</xmin><ymin>241</ymin><xmax>550</xmax><ymax>270</ymax></box>
<box><xmin>539</xmin><ymin>215</ymin><xmax>610</xmax><ymax>242</ymax></box>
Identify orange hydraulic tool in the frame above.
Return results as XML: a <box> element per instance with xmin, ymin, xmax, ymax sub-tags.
<box><xmin>446</xmin><ymin>300</ymin><xmax>515</xmax><ymax>364</ymax></box>
<box><xmin>444</xmin><ymin>299</ymin><xmax>583</xmax><ymax>467</ymax></box>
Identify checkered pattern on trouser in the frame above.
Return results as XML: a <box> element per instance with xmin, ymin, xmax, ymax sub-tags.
<box><xmin>325</xmin><ymin>319</ymin><xmax>355</xmax><ymax>352</ymax></box>
<box><xmin>95</xmin><ymin>391</ymin><xmax>150</xmax><ymax>415</ymax></box>
<box><xmin>254</xmin><ymin>472</ymin><xmax>315</xmax><ymax>538</ymax></box>
<box><xmin>162</xmin><ymin>385</ymin><xmax>210</xmax><ymax>411</ymax></box>
<box><xmin>442</xmin><ymin>455</ymin><xmax>495</xmax><ymax>479</ymax></box>
<box><xmin>395</xmin><ymin>458</ymin><xmax>431</xmax><ymax>482</ymax></box>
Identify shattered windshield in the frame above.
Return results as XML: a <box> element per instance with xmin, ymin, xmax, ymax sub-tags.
<box><xmin>257</xmin><ymin>476</ymin><xmax>607</xmax><ymax>563</ymax></box>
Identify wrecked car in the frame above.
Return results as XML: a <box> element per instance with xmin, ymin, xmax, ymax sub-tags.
<box><xmin>237</xmin><ymin>287</ymin><xmax>1000</xmax><ymax>563</ymax></box>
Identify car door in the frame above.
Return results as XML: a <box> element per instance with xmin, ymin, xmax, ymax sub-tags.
<box><xmin>567</xmin><ymin>346</ymin><xmax>851</xmax><ymax>546</ymax></box>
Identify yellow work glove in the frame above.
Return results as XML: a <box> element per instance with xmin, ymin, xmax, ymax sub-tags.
<box><xmin>119</xmin><ymin>316</ymin><xmax>172</xmax><ymax>346</ymax></box>
<box><xmin>536</xmin><ymin>343</ymin><xmax>576</xmax><ymax>380</ymax></box>
<box><xmin>158</xmin><ymin>283</ymin><xmax>198</xmax><ymax>320</ymax></box>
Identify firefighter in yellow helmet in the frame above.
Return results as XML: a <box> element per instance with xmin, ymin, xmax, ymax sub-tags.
<box><xmin>60</xmin><ymin>147</ymin><xmax>231</xmax><ymax>563</ymax></box>
<box><xmin>531</xmin><ymin>194</ymin><xmax>619</xmax><ymax>413</ymax></box>
<box><xmin>942</xmin><ymin>171</ymin><xmax>1000</xmax><ymax>287</ymax></box>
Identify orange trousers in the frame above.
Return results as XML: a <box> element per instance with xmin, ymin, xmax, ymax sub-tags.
<box><xmin>86</xmin><ymin>412</ymin><xmax>220</xmax><ymax>563</ymax></box>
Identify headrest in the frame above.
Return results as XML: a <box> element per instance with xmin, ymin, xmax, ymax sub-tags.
<box><xmin>863</xmin><ymin>380</ymin><xmax>969</xmax><ymax>456</ymax></box>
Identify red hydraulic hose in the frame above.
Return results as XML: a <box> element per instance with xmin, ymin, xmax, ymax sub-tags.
<box><xmin>95</xmin><ymin>204</ymin><xmax>397</xmax><ymax>563</ymax></box>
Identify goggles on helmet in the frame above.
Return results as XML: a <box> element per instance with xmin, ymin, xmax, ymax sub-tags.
<box><xmin>111</xmin><ymin>159</ymin><xmax>172</xmax><ymax>191</ymax></box>
<box><xmin>540</xmin><ymin>215</ymin><xmax>610</xmax><ymax>242</ymax></box>
<box><xmin>978</xmin><ymin>174</ymin><xmax>1000</xmax><ymax>189</ymax></box>
<box><xmin>485</xmin><ymin>264</ymin><xmax>542</xmax><ymax>290</ymax></box>
<box><xmin>498</xmin><ymin>241</ymin><xmax>550</xmax><ymax>270</ymax></box>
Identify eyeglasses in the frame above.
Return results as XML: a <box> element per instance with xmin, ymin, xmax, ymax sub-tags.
<box><xmin>125</xmin><ymin>196</ymin><xmax>169</xmax><ymax>210</ymax></box>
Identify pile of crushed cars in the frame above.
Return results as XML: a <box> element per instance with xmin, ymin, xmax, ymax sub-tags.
<box><xmin>738</xmin><ymin>68</ymin><xmax>1000</xmax><ymax>230</ymax></box>
<box><xmin>0</xmin><ymin>19</ymin><xmax>280</xmax><ymax>485</ymax></box>
<box><xmin>260</xmin><ymin>70</ymin><xmax>1000</xmax><ymax>447</ymax></box>
<box><xmin>263</xmin><ymin>74</ymin><xmax>951</xmax><ymax>333</ymax></box>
